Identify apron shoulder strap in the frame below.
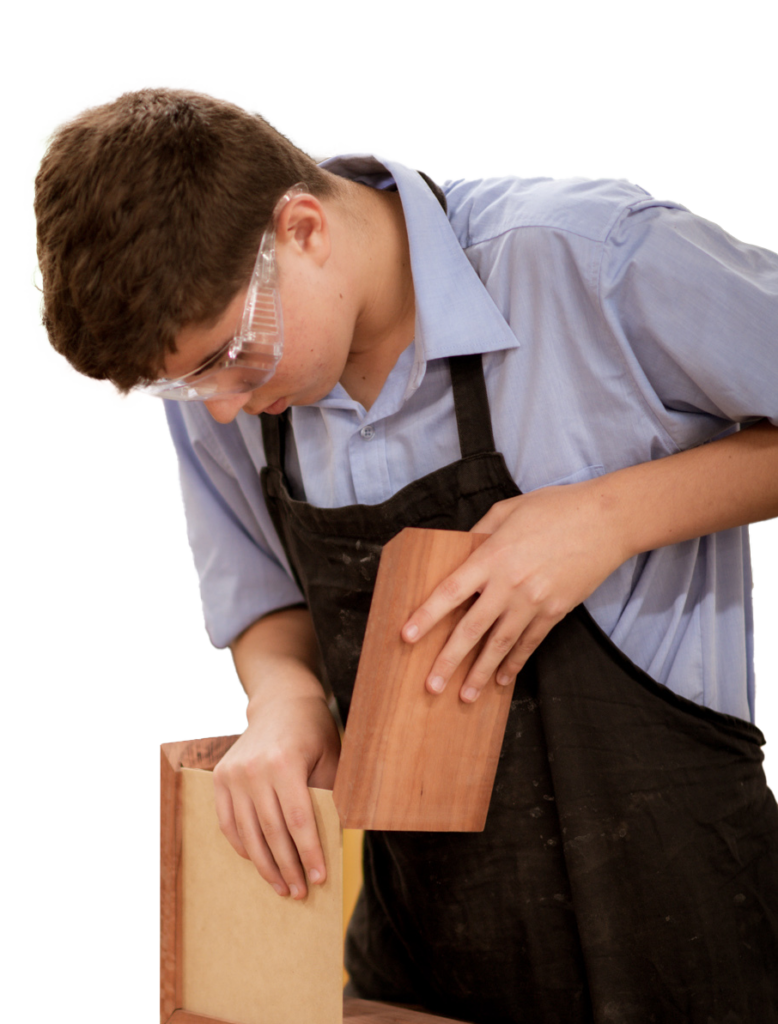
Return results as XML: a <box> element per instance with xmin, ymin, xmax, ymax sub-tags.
<box><xmin>450</xmin><ymin>353</ymin><xmax>497</xmax><ymax>458</ymax></box>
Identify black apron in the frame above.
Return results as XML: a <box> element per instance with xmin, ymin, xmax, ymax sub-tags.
<box><xmin>260</xmin><ymin>354</ymin><xmax>778</xmax><ymax>1024</ymax></box>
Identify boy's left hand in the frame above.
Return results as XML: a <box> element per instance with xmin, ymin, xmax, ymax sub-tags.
<box><xmin>401</xmin><ymin>481</ymin><xmax>626</xmax><ymax>702</ymax></box>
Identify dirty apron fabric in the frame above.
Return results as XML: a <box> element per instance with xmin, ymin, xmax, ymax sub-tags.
<box><xmin>260</xmin><ymin>355</ymin><xmax>778</xmax><ymax>1024</ymax></box>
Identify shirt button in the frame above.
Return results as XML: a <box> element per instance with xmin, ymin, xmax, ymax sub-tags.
<box><xmin>360</xmin><ymin>425</ymin><xmax>375</xmax><ymax>440</ymax></box>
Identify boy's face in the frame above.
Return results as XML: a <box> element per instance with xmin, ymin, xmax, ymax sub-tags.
<box><xmin>164</xmin><ymin>197</ymin><xmax>356</xmax><ymax>424</ymax></box>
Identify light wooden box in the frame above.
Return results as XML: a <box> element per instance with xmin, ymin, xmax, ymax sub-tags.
<box><xmin>161</xmin><ymin>736</ymin><xmax>466</xmax><ymax>1024</ymax></box>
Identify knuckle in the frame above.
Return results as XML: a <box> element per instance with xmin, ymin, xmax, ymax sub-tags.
<box><xmin>461</xmin><ymin>617</ymin><xmax>487</xmax><ymax>641</ymax></box>
<box><xmin>415</xmin><ymin>606</ymin><xmax>436</xmax><ymax>629</ymax></box>
<box><xmin>297</xmin><ymin>842</ymin><xmax>320</xmax><ymax>863</ymax></box>
<box><xmin>235</xmin><ymin>822</ymin><xmax>253</xmax><ymax>842</ymax></box>
<box><xmin>440</xmin><ymin>575</ymin><xmax>463</xmax><ymax>602</ymax></box>
<box><xmin>515</xmin><ymin>635</ymin><xmax>540</xmax><ymax>656</ymax></box>
<box><xmin>257</xmin><ymin>817</ymin><xmax>283</xmax><ymax>842</ymax></box>
<box><xmin>514</xmin><ymin>627</ymin><xmax>549</xmax><ymax>658</ymax></box>
<box><xmin>285</xmin><ymin>805</ymin><xmax>310</xmax><ymax>833</ymax></box>
<box><xmin>262</xmin><ymin>748</ymin><xmax>291</xmax><ymax>775</ymax></box>
<box><xmin>490</xmin><ymin>631</ymin><xmax>515</xmax><ymax>655</ymax></box>
<box><xmin>467</xmin><ymin>668</ymin><xmax>490</xmax><ymax>690</ymax></box>
<box><xmin>436</xmin><ymin>652</ymin><xmax>459</xmax><ymax>675</ymax></box>
<box><xmin>213</xmin><ymin>759</ymin><xmax>237</xmax><ymax>786</ymax></box>
<box><xmin>545</xmin><ymin>599</ymin><xmax>569</xmax><ymax>622</ymax></box>
<box><xmin>526</xmin><ymin>583</ymin><xmax>550</xmax><ymax>609</ymax></box>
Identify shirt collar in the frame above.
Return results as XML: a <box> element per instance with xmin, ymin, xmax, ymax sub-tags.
<box><xmin>319</xmin><ymin>155</ymin><xmax>519</xmax><ymax>396</ymax></box>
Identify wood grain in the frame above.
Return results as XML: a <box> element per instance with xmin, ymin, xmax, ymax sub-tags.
<box><xmin>160</xmin><ymin>746</ymin><xmax>183</xmax><ymax>1023</ymax></box>
<box><xmin>333</xmin><ymin>527</ymin><xmax>516</xmax><ymax>832</ymax></box>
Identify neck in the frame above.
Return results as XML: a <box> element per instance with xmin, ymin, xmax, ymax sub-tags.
<box><xmin>336</xmin><ymin>182</ymin><xmax>416</xmax><ymax>409</ymax></box>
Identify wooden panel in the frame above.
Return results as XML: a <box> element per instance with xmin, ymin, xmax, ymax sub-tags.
<box><xmin>168</xmin><ymin>998</ymin><xmax>465</xmax><ymax>1024</ymax></box>
<box><xmin>160</xmin><ymin>747</ymin><xmax>183</xmax><ymax>1022</ymax></box>
<box><xmin>334</xmin><ymin>527</ymin><xmax>516</xmax><ymax>831</ymax></box>
<box><xmin>161</xmin><ymin>737</ymin><xmax>240</xmax><ymax>1023</ymax></box>
<box><xmin>179</xmin><ymin>770</ymin><xmax>342</xmax><ymax>1024</ymax></box>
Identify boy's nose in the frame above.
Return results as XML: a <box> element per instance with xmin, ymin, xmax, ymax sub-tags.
<box><xmin>204</xmin><ymin>392</ymin><xmax>254</xmax><ymax>424</ymax></box>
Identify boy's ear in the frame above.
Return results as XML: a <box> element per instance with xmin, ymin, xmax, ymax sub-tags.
<box><xmin>276</xmin><ymin>193</ymin><xmax>330</xmax><ymax>267</ymax></box>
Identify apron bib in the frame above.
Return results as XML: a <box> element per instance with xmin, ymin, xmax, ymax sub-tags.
<box><xmin>260</xmin><ymin>354</ymin><xmax>778</xmax><ymax>1024</ymax></box>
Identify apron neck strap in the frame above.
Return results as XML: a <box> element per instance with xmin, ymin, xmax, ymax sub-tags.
<box><xmin>450</xmin><ymin>353</ymin><xmax>497</xmax><ymax>458</ymax></box>
<box><xmin>261</xmin><ymin>408</ymin><xmax>288</xmax><ymax>472</ymax></box>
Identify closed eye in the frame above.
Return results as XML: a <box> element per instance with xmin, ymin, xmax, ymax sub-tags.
<box><xmin>186</xmin><ymin>339</ymin><xmax>233</xmax><ymax>379</ymax></box>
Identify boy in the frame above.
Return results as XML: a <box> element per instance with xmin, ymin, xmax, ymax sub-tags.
<box><xmin>36</xmin><ymin>88</ymin><xmax>778</xmax><ymax>1023</ymax></box>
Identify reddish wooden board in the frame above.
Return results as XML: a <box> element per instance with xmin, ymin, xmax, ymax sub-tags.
<box><xmin>333</xmin><ymin>527</ymin><xmax>516</xmax><ymax>832</ymax></box>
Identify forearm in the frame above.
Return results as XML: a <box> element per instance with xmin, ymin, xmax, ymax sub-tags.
<box><xmin>599</xmin><ymin>420</ymin><xmax>778</xmax><ymax>563</ymax></box>
<box><xmin>230</xmin><ymin>607</ymin><xmax>324</xmax><ymax>720</ymax></box>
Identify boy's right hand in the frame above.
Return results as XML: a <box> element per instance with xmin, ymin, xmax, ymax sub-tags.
<box><xmin>212</xmin><ymin>690</ymin><xmax>341</xmax><ymax>899</ymax></box>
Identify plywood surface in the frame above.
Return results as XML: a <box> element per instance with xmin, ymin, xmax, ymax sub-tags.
<box><xmin>180</xmin><ymin>769</ymin><xmax>342</xmax><ymax>1024</ymax></box>
<box><xmin>334</xmin><ymin>527</ymin><xmax>515</xmax><ymax>831</ymax></box>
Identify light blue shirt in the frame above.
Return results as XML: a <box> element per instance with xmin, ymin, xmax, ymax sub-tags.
<box><xmin>166</xmin><ymin>156</ymin><xmax>778</xmax><ymax>723</ymax></box>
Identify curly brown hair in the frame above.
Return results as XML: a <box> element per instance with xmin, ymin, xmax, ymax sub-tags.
<box><xmin>35</xmin><ymin>88</ymin><xmax>338</xmax><ymax>391</ymax></box>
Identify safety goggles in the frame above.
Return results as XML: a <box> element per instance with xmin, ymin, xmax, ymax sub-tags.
<box><xmin>140</xmin><ymin>185</ymin><xmax>305</xmax><ymax>401</ymax></box>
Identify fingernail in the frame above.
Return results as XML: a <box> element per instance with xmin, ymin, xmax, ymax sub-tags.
<box><xmin>273</xmin><ymin>883</ymin><xmax>285</xmax><ymax>896</ymax></box>
<box><xmin>404</xmin><ymin>624</ymin><xmax>419</xmax><ymax>641</ymax></box>
<box><xmin>308</xmin><ymin>868</ymin><xmax>321</xmax><ymax>883</ymax></box>
<box><xmin>497</xmin><ymin>673</ymin><xmax>513</xmax><ymax>686</ymax></box>
<box><xmin>462</xmin><ymin>687</ymin><xmax>479</xmax><ymax>702</ymax></box>
<box><xmin>289</xmin><ymin>884</ymin><xmax>299</xmax><ymax>898</ymax></box>
<box><xmin>429</xmin><ymin>676</ymin><xmax>445</xmax><ymax>693</ymax></box>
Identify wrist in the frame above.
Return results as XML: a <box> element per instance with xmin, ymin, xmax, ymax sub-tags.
<box><xmin>578</xmin><ymin>473</ymin><xmax>641</xmax><ymax>566</ymax></box>
<box><xmin>245</xmin><ymin>671</ymin><xmax>327</xmax><ymax>724</ymax></box>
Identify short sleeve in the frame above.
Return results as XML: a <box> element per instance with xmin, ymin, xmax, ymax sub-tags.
<box><xmin>599</xmin><ymin>199</ymin><xmax>778</xmax><ymax>427</ymax></box>
<box><xmin>165</xmin><ymin>402</ymin><xmax>304</xmax><ymax>648</ymax></box>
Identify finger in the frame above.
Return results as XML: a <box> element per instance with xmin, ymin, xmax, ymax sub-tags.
<box><xmin>275</xmin><ymin>778</ymin><xmax>328</xmax><ymax>889</ymax></box>
<box><xmin>213</xmin><ymin>761</ymin><xmax>287</xmax><ymax>890</ymax></box>
<box><xmin>456</xmin><ymin>610</ymin><xmax>530</xmax><ymax>701</ymax></box>
<box><xmin>422</xmin><ymin>590</ymin><xmax>507</xmax><ymax>698</ymax></box>
<box><xmin>402</xmin><ymin>562</ymin><xmax>485</xmax><ymax>645</ymax></box>
<box><xmin>213</xmin><ymin>776</ymin><xmax>250</xmax><ymax>862</ymax></box>
<box><xmin>253</xmin><ymin>791</ymin><xmax>313</xmax><ymax>900</ymax></box>
<box><xmin>231</xmin><ymin>792</ymin><xmax>295</xmax><ymax>897</ymax></box>
<box><xmin>493</xmin><ymin>615</ymin><xmax>561</xmax><ymax>683</ymax></box>
<box><xmin>254</xmin><ymin>786</ymin><xmax>325</xmax><ymax>901</ymax></box>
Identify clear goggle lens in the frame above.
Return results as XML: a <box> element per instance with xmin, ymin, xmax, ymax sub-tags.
<box><xmin>144</xmin><ymin>288</ymin><xmax>283</xmax><ymax>401</ymax></box>
<box><xmin>139</xmin><ymin>185</ymin><xmax>304</xmax><ymax>402</ymax></box>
